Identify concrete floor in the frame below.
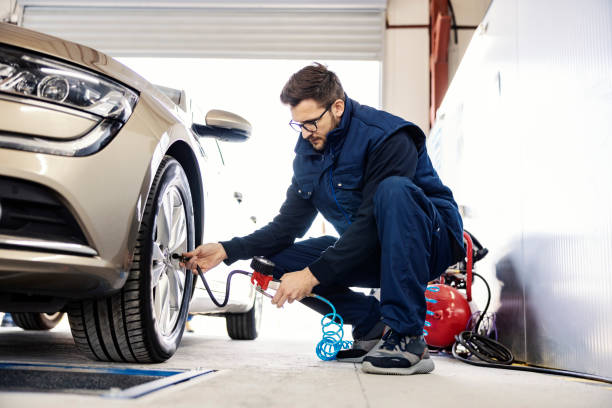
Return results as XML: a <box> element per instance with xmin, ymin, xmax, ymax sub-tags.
<box><xmin>0</xmin><ymin>315</ymin><xmax>611</xmax><ymax>408</ymax></box>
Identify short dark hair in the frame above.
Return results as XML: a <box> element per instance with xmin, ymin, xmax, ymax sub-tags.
<box><xmin>280</xmin><ymin>63</ymin><xmax>345</xmax><ymax>107</ymax></box>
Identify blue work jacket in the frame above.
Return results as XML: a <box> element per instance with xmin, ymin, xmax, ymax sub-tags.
<box><xmin>222</xmin><ymin>97</ymin><xmax>464</xmax><ymax>285</ymax></box>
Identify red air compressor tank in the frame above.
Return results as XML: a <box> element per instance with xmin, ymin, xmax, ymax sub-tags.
<box><xmin>424</xmin><ymin>284</ymin><xmax>471</xmax><ymax>348</ymax></box>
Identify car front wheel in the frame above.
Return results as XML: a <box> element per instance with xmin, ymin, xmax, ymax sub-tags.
<box><xmin>68</xmin><ymin>156</ymin><xmax>195</xmax><ymax>362</ymax></box>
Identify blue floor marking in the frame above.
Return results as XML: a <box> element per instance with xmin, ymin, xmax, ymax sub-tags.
<box><xmin>0</xmin><ymin>361</ymin><xmax>183</xmax><ymax>377</ymax></box>
<box><xmin>0</xmin><ymin>362</ymin><xmax>216</xmax><ymax>398</ymax></box>
<box><xmin>104</xmin><ymin>369</ymin><xmax>216</xmax><ymax>399</ymax></box>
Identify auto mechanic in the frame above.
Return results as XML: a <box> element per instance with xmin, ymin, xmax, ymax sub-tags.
<box><xmin>183</xmin><ymin>63</ymin><xmax>464</xmax><ymax>375</ymax></box>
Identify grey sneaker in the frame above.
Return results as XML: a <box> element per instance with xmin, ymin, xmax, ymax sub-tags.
<box><xmin>362</xmin><ymin>330</ymin><xmax>435</xmax><ymax>375</ymax></box>
<box><xmin>336</xmin><ymin>321</ymin><xmax>386</xmax><ymax>363</ymax></box>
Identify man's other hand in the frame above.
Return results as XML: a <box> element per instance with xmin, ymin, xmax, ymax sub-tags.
<box><xmin>271</xmin><ymin>267</ymin><xmax>320</xmax><ymax>308</ymax></box>
<box><xmin>182</xmin><ymin>243</ymin><xmax>228</xmax><ymax>275</ymax></box>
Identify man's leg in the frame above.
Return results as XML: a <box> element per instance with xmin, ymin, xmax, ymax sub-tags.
<box><xmin>269</xmin><ymin>236</ymin><xmax>385</xmax><ymax>362</ymax></box>
<box><xmin>363</xmin><ymin>176</ymin><xmax>453</xmax><ymax>375</ymax></box>
<box><xmin>267</xmin><ymin>236</ymin><xmax>382</xmax><ymax>338</ymax></box>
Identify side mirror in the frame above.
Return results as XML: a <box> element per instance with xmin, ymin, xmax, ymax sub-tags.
<box><xmin>192</xmin><ymin>109</ymin><xmax>251</xmax><ymax>142</ymax></box>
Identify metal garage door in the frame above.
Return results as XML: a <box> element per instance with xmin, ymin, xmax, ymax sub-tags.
<box><xmin>18</xmin><ymin>0</ymin><xmax>386</xmax><ymax>60</ymax></box>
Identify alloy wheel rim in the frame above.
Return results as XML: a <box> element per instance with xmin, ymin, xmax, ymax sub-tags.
<box><xmin>150</xmin><ymin>184</ymin><xmax>188</xmax><ymax>337</ymax></box>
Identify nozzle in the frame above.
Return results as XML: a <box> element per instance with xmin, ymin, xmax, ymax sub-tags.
<box><xmin>171</xmin><ymin>253</ymin><xmax>190</xmax><ymax>263</ymax></box>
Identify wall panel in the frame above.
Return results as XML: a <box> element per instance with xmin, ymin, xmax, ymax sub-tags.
<box><xmin>429</xmin><ymin>0</ymin><xmax>612</xmax><ymax>378</ymax></box>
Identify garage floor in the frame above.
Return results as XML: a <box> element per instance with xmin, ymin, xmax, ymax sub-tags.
<box><xmin>0</xmin><ymin>312</ymin><xmax>610</xmax><ymax>408</ymax></box>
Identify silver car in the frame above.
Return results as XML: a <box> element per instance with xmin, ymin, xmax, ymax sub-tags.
<box><xmin>0</xmin><ymin>22</ymin><xmax>260</xmax><ymax>362</ymax></box>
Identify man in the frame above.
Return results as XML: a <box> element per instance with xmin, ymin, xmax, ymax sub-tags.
<box><xmin>184</xmin><ymin>63</ymin><xmax>464</xmax><ymax>375</ymax></box>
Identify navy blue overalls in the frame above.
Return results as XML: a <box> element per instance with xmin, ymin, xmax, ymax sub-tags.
<box><xmin>268</xmin><ymin>98</ymin><xmax>463</xmax><ymax>338</ymax></box>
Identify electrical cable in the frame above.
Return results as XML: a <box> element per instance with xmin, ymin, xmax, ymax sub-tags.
<box><xmin>447</xmin><ymin>0</ymin><xmax>459</xmax><ymax>44</ymax></box>
<box><xmin>452</xmin><ymin>352</ymin><xmax>612</xmax><ymax>384</ymax></box>
<box><xmin>470</xmin><ymin>272</ymin><xmax>490</xmax><ymax>334</ymax></box>
<box><xmin>452</xmin><ymin>271</ymin><xmax>612</xmax><ymax>384</ymax></box>
<box><xmin>452</xmin><ymin>271</ymin><xmax>514</xmax><ymax>365</ymax></box>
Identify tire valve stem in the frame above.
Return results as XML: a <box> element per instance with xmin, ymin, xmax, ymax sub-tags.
<box><xmin>171</xmin><ymin>253</ymin><xmax>190</xmax><ymax>263</ymax></box>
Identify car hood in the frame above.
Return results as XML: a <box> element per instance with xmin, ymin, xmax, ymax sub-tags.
<box><xmin>0</xmin><ymin>22</ymin><xmax>168</xmax><ymax>100</ymax></box>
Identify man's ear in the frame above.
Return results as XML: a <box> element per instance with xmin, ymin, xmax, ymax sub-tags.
<box><xmin>332</xmin><ymin>99</ymin><xmax>345</xmax><ymax>118</ymax></box>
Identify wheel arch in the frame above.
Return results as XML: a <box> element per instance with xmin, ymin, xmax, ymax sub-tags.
<box><xmin>121</xmin><ymin>137</ymin><xmax>204</xmax><ymax>288</ymax></box>
<box><xmin>165</xmin><ymin>141</ymin><xmax>204</xmax><ymax>247</ymax></box>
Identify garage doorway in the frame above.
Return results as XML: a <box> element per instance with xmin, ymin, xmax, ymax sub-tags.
<box><xmin>118</xmin><ymin>57</ymin><xmax>381</xmax><ymax>239</ymax></box>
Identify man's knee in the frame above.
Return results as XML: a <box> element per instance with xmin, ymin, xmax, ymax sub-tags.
<box><xmin>267</xmin><ymin>235</ymin><xmax>337</xmax><ymax>278</ymax></box>
<box><xmin>373</xmin><ymin>176</ymin><xmax>419</xmax><ymax>204</ymax></box>
<box><xmin>373</xmin><ymin>176</ymin><xmax>435</xmax><ymax>225</ymax></box>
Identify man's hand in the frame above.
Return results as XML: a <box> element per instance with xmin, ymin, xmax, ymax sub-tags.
<box><xmin>271</xmin><ymin>267</ymin><xmax>320</xmax><ymax>308</ymax></box>
<box><xmin>182</xmin><ymin>243</ymin><xmax>227</xmax><ymax>275</ymax></box>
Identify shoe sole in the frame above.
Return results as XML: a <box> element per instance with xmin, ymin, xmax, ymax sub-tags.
<box><xmin>361</xmin><ymin>358</ymin><xmax>435</xmax><ymax>375</ymax></box>
<box><xmin>336</xmin><ymin>356</ymin><xmax>366</xmax><ymax>363</ymax></box>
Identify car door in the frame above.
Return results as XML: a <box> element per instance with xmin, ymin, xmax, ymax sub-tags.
<box><xmin>191</xmin><ymin>136</ymin><xmax>256</xmax><ymax>306</ymax></box>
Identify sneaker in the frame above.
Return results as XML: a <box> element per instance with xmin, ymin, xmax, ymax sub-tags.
<box><xmin>362</xmin><ymin>330</ymin><xmax>435</xmax><ymax>375</ymax></box>
<box><xmin>336</xmin><ymin>320</ymin><xmax>386</xmax><ymax>363</ymax></box>
<box><xmin>185</xmin><ymin>320</ymin><xmax>194</xmax><ymax>333</ymax></box>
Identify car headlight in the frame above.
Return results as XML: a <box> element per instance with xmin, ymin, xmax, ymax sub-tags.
<box><xmin>0</xmin><ymin>44</ymin><xmax>139</xmax><ymax>157</ymax></box>
<box><xmin>0</xmin><ymin>44</ymin><xmax>138</xmax><ymax>122</ymax></box>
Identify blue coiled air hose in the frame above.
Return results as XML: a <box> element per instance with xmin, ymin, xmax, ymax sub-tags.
<box><xmin>311</xmin><ymin>294</ymin><xmax>352</xmax><ymax>361</ymax></box>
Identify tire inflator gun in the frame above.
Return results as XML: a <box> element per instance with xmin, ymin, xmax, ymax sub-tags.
<box><xmin>171</xmin><ymin>254</ymin><xmax>351</xmax><ymax>360</ymax></box>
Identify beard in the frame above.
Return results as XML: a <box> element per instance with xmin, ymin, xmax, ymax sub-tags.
<box><xmin>309</xmin><ymin>115</ymin><xmax>340</xmax><ymax>151</ymax></box>
<box><xmin>309</xmin><ymin>137</ymin><xmax>325</xmax><ymax>151</ymax></box>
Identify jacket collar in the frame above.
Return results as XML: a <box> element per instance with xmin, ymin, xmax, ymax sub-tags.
<box><xmin>294</xmin><ymin>94</ymin><xmax>353</xmax><ymax>156</ymax></box>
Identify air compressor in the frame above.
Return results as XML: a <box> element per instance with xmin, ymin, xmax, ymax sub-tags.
<box><xmin>423</xmin><ymin>231</ymin><xmax>490</xmax><ymax>348</ymax></box>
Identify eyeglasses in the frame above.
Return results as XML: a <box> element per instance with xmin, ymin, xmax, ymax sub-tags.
<box><xmin>289</xmin><ymin>103</ymin><xmax>332</xmax><ymax>133</ymax></box>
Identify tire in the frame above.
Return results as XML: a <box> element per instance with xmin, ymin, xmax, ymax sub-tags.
<box><xmin>12</xmin><ymin>312</ymin><xmax>64</xmax><ymax>330</ymax></box>
<box><xmin>68</xmin><ymin>156</ymin><xmax>195</xmax><ymax>363</ymax></box>
<box><xmin>226</xmin><ymin>290</ymin><xmax>263</xmax><ymax>340</ymax></box>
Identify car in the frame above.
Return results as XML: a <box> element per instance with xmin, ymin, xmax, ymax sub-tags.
<box><xmin>0</xmin><ymin>22</ymin><xmax>262</xmax><ymax>363</ymax></box>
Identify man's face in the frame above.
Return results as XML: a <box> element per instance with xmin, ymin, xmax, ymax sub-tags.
<box><xmin>290</xmin><ymin>98</ymin><xmax>344</xmax><ymax>151</ymax></box>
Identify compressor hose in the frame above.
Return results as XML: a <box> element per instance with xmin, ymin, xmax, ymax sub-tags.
<box><xmin>311</xmin><ymin>294</ymin><xmax>352</xmax><ymax>361</ymax></box>
<box><xmin>193</xmin><ymin>264</ymin><xmax>351</xmax><ymax>361</ymax></box>
<box><xmin>196</xmin><ymin>265</ymin><xmax>251</xmax><ymax>308</ymax></box>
